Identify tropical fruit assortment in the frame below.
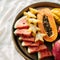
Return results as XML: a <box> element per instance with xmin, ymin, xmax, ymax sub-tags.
<box><xmin>14</xmin><ymin>7</ymin><xmax>60</xmax><ymax>60</ymax></box>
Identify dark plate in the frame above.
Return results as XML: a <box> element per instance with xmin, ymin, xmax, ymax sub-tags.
<box><xmin>12</xmin><ymin>2</ymin><xmax>60</xmax><ymax>60</ymax></box>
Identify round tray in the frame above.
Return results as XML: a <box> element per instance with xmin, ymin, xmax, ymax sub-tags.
<box><xmin>12</xmin><ymin>2</ymin><xmax>60</xmax><ymax>60</ymax></box>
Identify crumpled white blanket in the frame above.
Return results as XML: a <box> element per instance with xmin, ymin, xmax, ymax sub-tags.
<box><xmin>0</xmin><ymin>0</ymin><xmax>60</xmax><ymax>60</ymax></box>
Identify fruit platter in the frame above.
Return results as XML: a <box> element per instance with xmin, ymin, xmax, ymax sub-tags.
<box><xmin>12</xmin><ymin>2</ymin><xmax>60</xmax><ymax>60</ymax></box>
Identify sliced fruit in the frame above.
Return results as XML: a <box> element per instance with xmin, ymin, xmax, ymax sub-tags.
<box><xmin>35</xmin><ymin>32</ymin><xmax>46</xmax><ymax>42</ymax></box>
<box><xmin>52</xmin><ymin>40</ymin><xmax>60</xmax><ymax>60</ymax></box>
<box><xmin>14</xmin><ymin>29</ymin><xmax>31</xmax><ymax>37</ymax></box>
<box><xmin>24</xmin><ymin>11</ymin><xmax>36</xmax><ymax>18</ymax></box>
<box><xmin>28</xmin><ymin>46</ymin><xmax>39</xmax><ymax>53</ymax></box>
<box><xmin>38</xmin><ymin>50</ymin><xmax>52</xmax><ymax>60</ymax></box>
<box><xmin>21</xmin><ymin>41</ymin><xmax>40</xmax><ymax>47</ymax></box>
<box><xmin>29</xmin><ymin>7</ymin><xmax>38</xmax><ymax>14</ymax></box>
<box><xmin>37</xmin><ymin>8</ymin><xmax>58</xmax><ymax>42</ymax></box>
<box><xmin>19</xmin><ymin>37</ymin><xmax>35</xmax><ymax>42</ymax></box>
<box><xmin>28</xmin><ymin>18</ymin><xmax>38</xmax><ymax>24</ymax></box>
<box><xmin>14</xmin><ymin>16</ymin><xmax>29</xmax><ymax>29</ymax></box>
<box><xmin>28</xmin><ymin>44</ymin><xmax>47</xmax><ymax>54</ymax></box>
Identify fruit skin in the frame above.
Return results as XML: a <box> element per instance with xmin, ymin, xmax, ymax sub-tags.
<box><xmin>52</xmin><ymin>40</ymin><xmax>60</xmax><ymax>60</ymax></box>
<box><xmin>37</xmin><ymin>8</ymin><xmax>58</xmax><ymax>42</ymax></box>
<box><xmin>22</xmin><ymin>41</ymin><xmax>40</xmax><ymax>47</ymax></box>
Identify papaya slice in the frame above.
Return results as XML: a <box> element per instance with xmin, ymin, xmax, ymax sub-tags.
<box><xmin>37</xmin><ymin>8</ymin><xmax>58</xmax><ymax>42</ymax></box>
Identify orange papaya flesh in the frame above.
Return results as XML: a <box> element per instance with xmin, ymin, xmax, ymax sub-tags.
<box><xmin>37</xmin><ymin>8</ymin><xmax>58</xmax><ymax>42</ymax></box>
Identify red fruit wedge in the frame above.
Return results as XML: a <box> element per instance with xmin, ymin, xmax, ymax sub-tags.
<box><xmin>38</xmin><ymin>50</ymin><xmax>52</xmax><ymax>60</ymax></box>
<box><xmin>21</xmin><ymin>41</ymin><xmax>40</xmax><ymax>47</ymax></box>
<box><xmin>28</xmin><ymin>44</ymin><xmax>47</xmax><ymax>54</ymax></box>
<box><xmin>38</xmin><ymin>44</ymin><xmax>47</xmax><ymax>51</ymax></box>
<box><xmin>19</xmin><ymin>37</ymin><xmax>35</xmax><ymax>42</ymax></box>
<box><xmin>14</xmin><ymin>29</ymin><xmax>31</xmax><ymax>37</ymax></box>
<box><xmin>14</xmin><ymin>16</ymin><xmax>29</xmax><ymax>29</ymax></box>
<box><xmin>28</xmin><ymin>46</ymin><xmax>38</xmax><ymax>53</ymax></box>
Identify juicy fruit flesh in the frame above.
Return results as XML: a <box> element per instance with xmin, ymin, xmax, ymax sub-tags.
<box><xmin>14</xmin><ymin>29</ymin><xmax>31</xmax><ymax>37</ymax></box>
<box><xmin>28</xmin><ymin>44</ymin><xmax>48</xmax><ymax>53</ymax></box>
<box><xmin>19</xmin><ymin>37</ymin><xmax>35</xmax><ymax>42</ymax></box>
<box><xmin>38</xmin><ymin>50</ymin><xmax>52</xmax><ymax>60</ymax></box>
<box><xmin>14</xmin><ymin>16</ymin><xmax>29</xmax><ymax>29</ymax></box>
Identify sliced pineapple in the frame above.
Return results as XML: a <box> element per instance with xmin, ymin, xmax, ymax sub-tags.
<box><xmin>24</xmin><ymin>11</ymin><xmax>36</xmax><ymax>18</ymax></box>
<box><xmin>29</xmin><ymin>7</ymin><xmax>38</xmax><ymax>14</ymax></box>
<box><xmin>28</xmin><ymin>18</ymin><xmax>39</xmax><ymax>24</ymax></box>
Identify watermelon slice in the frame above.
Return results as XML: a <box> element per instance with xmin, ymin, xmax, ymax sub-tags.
<box><xmin>28</xmin><ymin>46</ymin><xmax>38</xmax><ymax>53</ymax></box>
<box><xmin>38</xmin><ymin>44</ymin><xmax>47</xmax><ymax>51</ymax></box>
<box><xmin>38</xmin><ymin>50</ymin><xmax>52</xmax><ymax>60</ymax></box>
<box><xmin>14</xmin><ymin>16</ymin><xmax>29</xmax><ymax>29</ymax></box>
<box><xmin>19</xmin><ymin>37</ymin><xmax>35</xmax><ymax>42</ymax></box>
<box><xmin>28</xmin><ymin>44</ymin><xmax>47</xmax><ymax>53</ymax></box>
<box><xmin>21</xmin><ymin>41</ymin><xmax>40</xmax><ymax>47</ymax></box>
<box><xmin>14</xmin><ymin>29</ymin><xmax>31</xmax><ymax>37</ymax></box>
